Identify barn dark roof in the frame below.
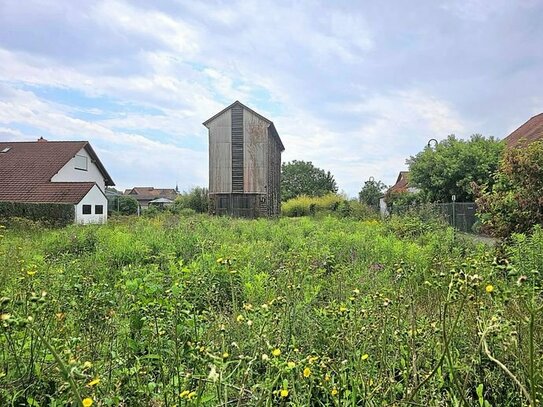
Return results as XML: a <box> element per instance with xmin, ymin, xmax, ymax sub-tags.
<box><xmin>0</xmin><ymin>139</ymin><xmax>113</xmax><ymax>204</ymax></box>
<box><xmin>203</xmin><ymin>100</ymin><xmax>285</xmax><ymax>151</ymax></box>
<box><xmin>504</xmin><ymin>113</ymin><xmax>543</xmax><ymax>148</ymax></box>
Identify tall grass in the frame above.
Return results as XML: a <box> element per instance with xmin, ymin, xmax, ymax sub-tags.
<box><xmin>0</xmin><ymin>216</ymin><xmax>541</xmax><ymax>405</ymax></box>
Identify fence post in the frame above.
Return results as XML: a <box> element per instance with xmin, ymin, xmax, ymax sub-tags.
<box><xmin>451</xmin><ymin>195</ymin><xmax>456</xmax><ymax>230</ymax></box>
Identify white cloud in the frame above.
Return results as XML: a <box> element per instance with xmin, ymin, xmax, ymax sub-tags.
<box><xmin>92</xmin><ymin>0</ymin><xmax>199</xmax><ymax>56</ymax></box>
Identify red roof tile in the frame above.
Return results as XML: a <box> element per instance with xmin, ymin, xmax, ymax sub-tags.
<box><xmin>504</xmin><ymin>113</ymin><xmax>543</xmax><ymax>148</ymax></box>
<box><xmin>124</xmin><ymin>187</ymin><xmax>178</xmax><ymax>200</ymax></box>
<box><xmin>389</xmin><ymin>171</ymin><xmax>410</xmax><ymax>194</ymax></box>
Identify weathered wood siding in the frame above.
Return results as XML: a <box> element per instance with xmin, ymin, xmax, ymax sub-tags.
<box><xmin>208</xmin><ymin>109</ymin><xmax>231</xmax><ymax>194</ymax></box>
<box><xmin>231</xmin><ymin>105</ymin><xmax>244</xmax><ymax>193</ymax></box>
<box><xmin>206</xmin><ymin>101</ymin><xmax>283</xmax><ymax>217</ymax></box>
<box><xmin>267</xmin><ymin>126</ymin><xmax>282</xmax><ymax>216</ymax></box>
<box><xmin>243</xmin><ymin>109</ymin><xmax>268</xmax><ymax>194</ymax></box>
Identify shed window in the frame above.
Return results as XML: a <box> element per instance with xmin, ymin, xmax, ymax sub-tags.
<box><xmin>75</xmin><ymin>154</ymin><xmax>88</xmax><ymax>171</ymax></box>
<box><xmin>95</xmin><ymin>205</ymin><xmax>104</xmax><ymax>214</ymax></box>
<box><xmin>82</xmin><ymin>205</ymin><xmax>92</xmax><ymax>214</ymax></box>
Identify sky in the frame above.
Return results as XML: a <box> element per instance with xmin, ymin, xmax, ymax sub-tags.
<box><xmin>0</xmin><ymin>0</ymin><xmax>542</xmax><ymax>197</ymax></box>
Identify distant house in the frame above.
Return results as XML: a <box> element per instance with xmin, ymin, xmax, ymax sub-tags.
<box><xmin>504</xmin><ymin>113</ymin><xmax>543</xmax><ymax>148</ymax></box>
<box><xmin>203</xmin><ymin>101</ymin><xmax>284</xmax><ymax>217</ymax></box>
<box><xmin>0</xmin><ymin>138</ymin><xmax>114</xmax><ymax>224</ymax></box>
<box><xmin>123</xmin><ymin>187</ymin><xmax>178</xmax><ymax>210</ymax></box>
<box><xmin>388</xmin><ymin>171</ymin><xmax>419</xmax><ymax>194</ymax></box>
<box><xmin>379</xmin><ymin>171</ymin><xmax>420</xmax><ymax>217</ymax></box>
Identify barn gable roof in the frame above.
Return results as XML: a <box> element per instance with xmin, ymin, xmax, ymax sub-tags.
<box><xmin>504</xmin><ymin>113</ymin><xmax>543</xmax><ymax>148</ymax></box>
<box><xmin>203</xmin><ymin>100</ymin><xmax>285</xmax><ymax>151</ymax></box>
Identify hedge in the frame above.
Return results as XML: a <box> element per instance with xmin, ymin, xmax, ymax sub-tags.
<box><xmin>0</xmin><ymin>202</ymin><xmax>75</xmax><ymax>227</ymax></box>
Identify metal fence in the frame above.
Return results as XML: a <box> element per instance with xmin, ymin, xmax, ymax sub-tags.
<box><xmin>390</xmin><ymin>202</ymin><xmax>478</xmax><ymax>233</ymax></box>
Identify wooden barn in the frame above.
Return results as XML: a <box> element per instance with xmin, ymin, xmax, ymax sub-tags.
<box><xmin>203</xmin><ymin>101</ymin><xmax>285</xmax><ymax>217</ymax></box>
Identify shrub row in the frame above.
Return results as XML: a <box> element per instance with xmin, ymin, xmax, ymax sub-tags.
<box><xmin>0</xmin><ymin>201</ymin><xmax>74</xmax><ymax>227</ymax></box>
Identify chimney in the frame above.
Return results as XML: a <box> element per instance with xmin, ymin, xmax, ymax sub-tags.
<box><xmin>37</xmin><ymin>137</ymin><xmax>47</xmax><ymax>142</ymax></box>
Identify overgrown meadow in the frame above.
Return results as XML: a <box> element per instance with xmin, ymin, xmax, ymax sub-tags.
<box><xmin>1</xmin><ymin>215</ymin><xmax>542</xmax><ymax>406</ymax></box>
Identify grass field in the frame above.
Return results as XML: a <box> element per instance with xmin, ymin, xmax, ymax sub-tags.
<box><xmin>1</xmin><ymin>215</ymin><xmax>542</xmax><ymax>406</ymax></box>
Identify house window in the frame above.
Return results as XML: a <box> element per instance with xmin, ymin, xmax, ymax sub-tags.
<box><xmin>75</xmin><ymin>154</ymin><xmax>88</xmax><ymax>171</ymax></box>
<box><xmin>95</xmin><ymin>205</ymin><xmax>104</xmax><ymax>214</ymax></box>
<box><xmin>82</xmin><ymin>205</ymin><xmax>92</xmax><ymax>214</ymax></box>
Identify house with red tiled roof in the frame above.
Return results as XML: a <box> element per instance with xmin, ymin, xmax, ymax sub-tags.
<box><xmin>0</xmin><ymin>137</ymin><xmax>114</xmax><ymax>224</ymax></box>
<box><xmin>504</xmin><ymin>113</ymin><xmax>543</xmax><ymax>148</ymax></box>
<box><xmin>388</xmin><ymin>171</ymin><xmax>419</xmax><ymax>194</ymax></box>
<box><xmin>123</xmin><ymin>187</ymin><xmax>178</xmax><ymax>210</ymax></box>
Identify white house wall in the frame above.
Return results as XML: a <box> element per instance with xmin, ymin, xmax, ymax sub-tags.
<box><xmin>52</xmin><ymin>147</ymin><xmax>106</xmax><ymax>191</ymax></box>
<box><xmin>75</xmin><ymin>185</ymin><xmax>108</xmax><ymax>224</ymax></box>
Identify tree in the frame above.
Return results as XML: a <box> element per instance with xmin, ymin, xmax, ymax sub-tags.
<box><xmin>358</xmin><ymin>178</ymin><xmax>387</xmax><ymax>207</ymax></box>
<box><xmin>110</xmin><ymin>195</ymin><xmax>138</xmax><ymax>215</ymax></box>
<box><xmin>172</xmin><ymin>187</ymin><xmax>209</xmax><ymax>213</ymax></box>
<box><xmin>407</xmin><ymin>134</ymin><xmax>504</xmax><ymax>202</ymax></box>
<box><xmin>281</xmin><ymin>160</ymin><xmax>338</xmax><ymax>201</ymax></box>
<box><xmin>475</xmin><ymin>140</ymin><xmax>543</xmax><ymax>237</ymax></box>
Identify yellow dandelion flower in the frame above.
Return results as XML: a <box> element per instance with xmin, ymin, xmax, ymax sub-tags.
<box><xmin>339</xmin><ymin>306</ymin><xmax>348</xmax><ymax>312</ymax></box>
<box><xmin>272</xmin><ymin>348</ymin><xmax>281</xmax><ymax>357</ymax></box>
<box><xmin>187</xmin><ymin>391</ymin><xmax>197</xmax><ymax>400</ymax></box>
<box><xmin>82</xmin><ymin>398</ymin><xmax>93</xmax><ymax>407</ymax></box>
<box><xmin>361</xmin><ymin>353</ymin><xmax>369</xmax><ymax>361</ymax></box>
<box><xmin>331</xmin><ymin>388</ymin><xmax>338</xmax><ymax>396</ymax></box>
<box><xmin>180</xmin><ymin>390</ymin><xmax>190</xmax><ymax>398</ymax></box>
<box><xmin>303</xmin><ymin>367</ymin><xmax>311</xmax><ymax>378</ymax></box>
<box><xmin>324</xmin><ymin>374</ymin><xmax>330</xmax><ymax>381</ymax></box>
<box><xmin>222</xmin><ymin>352</ymin><xmax>229</xmax><ymax>359</ymax></box>
<box><xmin>83</xmin><ymin>361</ymin><xmax>93</xmax><ymax>369</ymax></box>
<box><xmin>216</xmin><ymin>258</ymin><xmax>223</xmax><ymax>264</ymax></box>
<box><xmin>26</xmin><ymin>270</ymin><xmax>37</xmax><ymax>276</ymax></box>
<box><xmin>236</xmin><ymin>315</ymin><xmax>244</xmax><ymax>323</ymax></box>
<box><xmin>280</xmin><ymin>389</ymin><xmax>289</xmax><ymax>398</ymax></box>
<box><xmin>308</xmin><ymin>356</ymin><xmax>318</xmax><ymax>364</ymax></box>
<box><xmin>485</xmin><ymin>284</ymin><xmax>494</xmax><ymax>293</ymax></box>
<box><xmin>87</xmin><ymin>378</ymin><xmax>100</xmax><ymax>387</ymax></box>
<box><xmin>287</xmin><ymin>361</ymin><xmax>296</xmax><ymax>368</ymax></box>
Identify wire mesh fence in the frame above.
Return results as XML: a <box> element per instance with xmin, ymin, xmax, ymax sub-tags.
<box><xmin>390</xmin><ymin>202</ymin><xmax>478</xmax><ymax>233</ymax></box>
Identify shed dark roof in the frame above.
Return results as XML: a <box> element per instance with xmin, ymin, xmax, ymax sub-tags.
<box><xmin>0</xmin><ymin>139</ymin><xmax>113</xmax><ymax>204</ymax></box>
<box><xmin>203</xmin><ymin>100</ymin><xmax>285</xmax><ymax>151</ymax></box>
<box><xmin>504</xmin><ymin>113</ymin><xmax>543</xmax><ymax>148</ymax></box>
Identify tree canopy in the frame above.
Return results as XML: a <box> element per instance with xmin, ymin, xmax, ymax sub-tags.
<box><xmin>476</xmin><ymin>140</ymin><xmax>543</xmax><ymax>237</ymax></box>
<box><xmin>358</xmin><ymin>178</ymin><xmax>387</xmax><ymax>207</ymax></box>
<box><xmin>407</xmin><ymin>134</ymin><xmax>504</xmax><ymax>202</ymax></box>
<box><xmin>281</xmin><ymin>160</ymin><xmax>338</xmax><ymax>201</ymax></box>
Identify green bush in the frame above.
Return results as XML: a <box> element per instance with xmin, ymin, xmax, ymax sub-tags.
<box><xmin>281</xmin><ymin>194</ymin><xmax>344</xmax><ymax>217</ymax></box>
<box><xmin>109</xmin><ymin>195</ymin><xmax>139</xmax><ymax>215</ymax></box>
<box><xmin>0</xmin><ymin>202</ymin><xmax>74</xmax><ymax>227</ymax></box>
<box><xmin>171</xmin><ymin>187</ymin><xmax>208</xmax><ymax>213</ymax></box>
<box><xmin>476</xmin><ymin>140</ymin><xmax>543</xmax><ymax>237</ymax></box>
